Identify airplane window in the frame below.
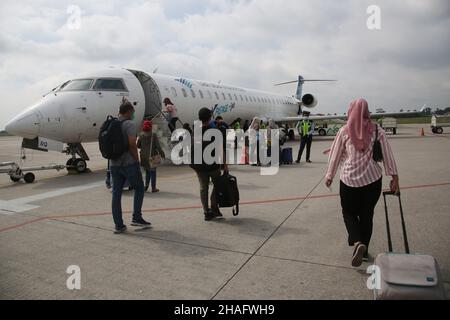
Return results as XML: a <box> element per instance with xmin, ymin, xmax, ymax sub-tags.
<box><xmin>182</xmin><ymin>88</ymin><xmax>187</xmax><ymax>98</ymax></box>
<box><xmin>190</xmin><ymin>89</ymin><xmax>196</xmax><ymax>98</ymax></box>
<box><xmin>171</xmin><ymin>87</ymin><xmax>177</xmax><ymax>97</ymax></box>
<box><xmin>244</xmin><ymin>96</ymin><xmax>248</xmax><ymax>102</ymax></box>
<box><xmin>234</xmin><ymin>94</ymin><xmax>238</xmax><ymax>101</ymax></box>
<box><xmin>257</xmin><ymin>97</ymin><xmax>261</xmax><ymax>103</ymax></box>
<box><xmin>215</xmin><ymin>92</ymin><xmax>219</xmax><ymax>100</ymax></box>
<box><xmin>228</xmin><ymin>93</ymin><xmax>233</xmax><ymax>100</ymax></box>
<box><xmin>57</xmin><ymin>80</ymin><xmax>70</xmax><ymax>91</ymax></box>
<box><xmin>61</xmin><ymin>79</ymin><xmax>93</xmax><ymax>91</ymax></box>
<box><xmin>222</xmin><ymin>92</ymin><xmax>226</xmax><ymax>100</ymax></box>
<box><xmin>164</xmin><ymin>86</ymin><xmax>170</xmax><ymax>95</ymax></box>
<box><xmin>93</xmin><ymin>79</ymin><xmax>126</xmax><ymax>91</ymax></box>
<box><xmin>240</xmin><ymin>95</ymin><xmax>243</xmax><ymax>101</ymax></box>
<box><xmin>199</xmin><ymin>90</ymin><xmax>204</xmax><ymax>99</ymax></box>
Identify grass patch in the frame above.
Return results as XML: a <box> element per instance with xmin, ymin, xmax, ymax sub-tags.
<box><xmin>396</xmin><ymin>117</ymin><xmax>431</xmax><ymax>125</ymax></box>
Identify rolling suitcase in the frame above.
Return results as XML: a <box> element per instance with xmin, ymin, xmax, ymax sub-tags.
<box><xmin>213</xmin><ymin>172</ymin><xmax>240</xmax><ymax>216</ymax></box>
<box><xmin>281</xmin><ymin>147</ymin><xmax>293</xmax><ymax>164</ymax></box>
<box><xmin>373</xmin><ymin>191</ymin><xmax>446</xmax><ymax>300</ymax></box>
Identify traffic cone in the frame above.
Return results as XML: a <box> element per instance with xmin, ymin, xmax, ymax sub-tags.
<box><xmin>420</xmin><ymin>128</ymin><xmax>425</xmax><ymax>136</ymax></box>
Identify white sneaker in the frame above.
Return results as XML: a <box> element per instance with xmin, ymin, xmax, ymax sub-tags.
<box><xmin>351</xmin><ymin>243</ymin><xmax>367</xmax><ymax>267</ymax></box>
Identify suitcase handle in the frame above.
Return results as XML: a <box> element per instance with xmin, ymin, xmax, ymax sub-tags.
<box><xmin>382</xmin><ymin>191</ymin><xmax>410</xmax><ymax>254</ymax></box>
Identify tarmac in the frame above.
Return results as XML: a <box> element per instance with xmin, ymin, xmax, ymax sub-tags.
<box><xmin>0</xmin><ymin>124</ymin><xmax>449</xmax><ymax>299</ymax></box>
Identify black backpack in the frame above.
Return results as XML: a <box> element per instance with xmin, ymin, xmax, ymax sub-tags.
<box><xmin>98</xmin><ymin>116</ymin><xmax>128</xmax><ymax>160</ymax></box>
<box><xmin>214</xmin><ymin>172</ymin><xmax>240</xmax><ymax>216</ymax></box>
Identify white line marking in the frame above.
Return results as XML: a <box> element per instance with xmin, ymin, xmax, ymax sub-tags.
<box><xmin>0</xmin><ymin>181</ymin><xmax>103</xmax><ymax>213</ymax></box>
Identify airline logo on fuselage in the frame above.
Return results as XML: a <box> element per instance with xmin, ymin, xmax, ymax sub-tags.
<box><xmin>212</xmin><ymin>102</ymin><xmax>236</xmax><ymax>117</ymax></box>
<box><xmin>175</xmin><ymin>78</ymin><xmax>193</xmax><ymax>89</ymax></box>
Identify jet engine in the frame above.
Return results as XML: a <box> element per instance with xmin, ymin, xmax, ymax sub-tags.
<box><xmin>302</xmin><ymin>94</ymin><xmax>318</xmax><ymax>108</ymax></box>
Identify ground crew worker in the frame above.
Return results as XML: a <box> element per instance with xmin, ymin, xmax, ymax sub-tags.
<box><xmin>295</xmin><ymin>111</ymin><xmax>314</xmax><ymax>163</ymax></box>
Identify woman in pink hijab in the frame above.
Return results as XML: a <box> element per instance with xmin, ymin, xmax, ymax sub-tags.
<box><xmin>325</xmin><ymin>98</ymin><xmax>400</xmax><ymax>267</ymax></box>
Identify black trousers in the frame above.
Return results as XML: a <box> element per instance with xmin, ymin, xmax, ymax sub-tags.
<box><xmin>168</xmin><ymin>117</ymin><xmax>179</xmax><ymax>133</ymax></box>
<box><xmin>340</xmin><ymin>178</ymin><xmax>382</xmax><ymax>251</ymax></box>
<box><xmin>297</xmin><ymin>135</ymin><xmax>312</xmax><ymax>161</ymax></box>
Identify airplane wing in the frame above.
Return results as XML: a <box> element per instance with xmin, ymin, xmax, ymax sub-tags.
<box><xmin>274</xmin><ymin>107</ymin><xmax>426</xmax><ymax>124</ymax></box>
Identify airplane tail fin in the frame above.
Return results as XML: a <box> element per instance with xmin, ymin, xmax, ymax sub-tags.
<box><xmin>274</xmin><ymin>76</ymin><xmax>336</xmax><ymax>100</ymax></box>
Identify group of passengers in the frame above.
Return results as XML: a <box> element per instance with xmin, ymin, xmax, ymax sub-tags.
<box><xmin>107</xmin><ymin>97</ymin><xmax>400</xmax><ymax>268</ymax></box>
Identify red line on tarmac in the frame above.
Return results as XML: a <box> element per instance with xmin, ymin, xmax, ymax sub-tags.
<box><xmin>0</xmin><ymin>217</ymin><xmax>45</xmax><ymax>233</ymax></box>
<box><xmin>1</xmin><ymin>181</ymin><xmax>449</xmax><ymax>234</ymax></box>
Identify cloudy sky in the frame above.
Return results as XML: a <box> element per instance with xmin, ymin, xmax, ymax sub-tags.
<box><xmin>1</xmin><ymin>0</ymin><xmax>449</xmax><ymax>129</ymax></box>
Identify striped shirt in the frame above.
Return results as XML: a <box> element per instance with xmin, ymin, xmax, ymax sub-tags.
<box><xmin>325</xmin><ymin>124</ymin><xmax>398</xmax><ymax>188</ymax></box>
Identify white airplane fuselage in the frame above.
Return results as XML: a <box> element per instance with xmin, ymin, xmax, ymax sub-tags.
<box><xmin>5</xmin><ymin>68</ymin><xmax>300</xmax><ymax>144</ymax></box>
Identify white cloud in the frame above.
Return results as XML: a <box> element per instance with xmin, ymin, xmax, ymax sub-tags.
<box><xmin>0</xmin><ymin>0</ymin><xmax>449</xmax><ymax>129</ymax></box>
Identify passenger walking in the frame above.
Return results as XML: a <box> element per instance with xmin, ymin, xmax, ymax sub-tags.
<box><xmin>137</xmin><ymin>120</ymin><xmax>165</xmax><ymax>193</ymax></box>
<box><xmin>190</xmin><ymin>108</ymin><xmax>228</xmax><ymax>221</ymax></box>
<box><xmin>295</xmin><ymin>111</ymin><xmax>314</xmax><ymax>163</ymax></box>
<box><xmin>163</xmin><ymin>98</ymin><xmax>179</xmax><ymax>133</ymax></box>
<box><xmin>325</xmin><ymin>98</ymin><xmax>400</xmax><ymax>267</ymax></box>
<box><xmin>243</xmin><ymin>119</ymin><xmax>250</xmax><ymax>132</ymax></box>
<box><xmin>230</xmin><ymin>118</ymin><xmax>241</xmax><ymax>131</ymax></box>
<box><xmin>249</xmin><ymin>117</ymin><xmax>261</xmax><ymax>166</ymax></box>
<box><xmin>110</xmin><ymin>101</ymin><xmax>150</xmax><ymax>234</ymax></box>
<box><xmin>267</xmin><ymin>119</ymin><xmax>279</xmax><ymax>158</ymax></box>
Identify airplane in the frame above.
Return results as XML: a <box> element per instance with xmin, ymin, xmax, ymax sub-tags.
<box><xmin>4</xmin><ymin>67</ymin><xmax>424</xmax><ymax>173</ymax></box>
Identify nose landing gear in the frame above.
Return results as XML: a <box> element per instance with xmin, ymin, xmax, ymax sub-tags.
<box><xmin>65</xmin><ymin>143</ymin><xmax>90</xmax><ymax>173</ymax></box>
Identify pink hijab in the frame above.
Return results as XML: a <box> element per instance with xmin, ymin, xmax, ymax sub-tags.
<box><xmin>345</xmin><ymin>98</ymin><xmax>375</xmax><ymax>152</ymax></box>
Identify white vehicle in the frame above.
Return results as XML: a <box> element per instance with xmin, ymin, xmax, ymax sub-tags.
<box><xmin>381</xmin><ymin>117</ymin><xmax>398</xmax><ymax>135</ymax></box>
<box><xmin>4</xmin><ymin>68</ymin><xmax>424</xmax><ymax>173</ymax></box>
<box><xmin>431</xmin><ymin>115</ymin><xmax>450</xmax><ymax>134</ymax></box>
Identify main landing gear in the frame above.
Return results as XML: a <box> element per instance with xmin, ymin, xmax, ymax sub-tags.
<box><xmin>65</xmin><ymin>143</ymin><xmax>90</xmax><ymax>173</ymax></box>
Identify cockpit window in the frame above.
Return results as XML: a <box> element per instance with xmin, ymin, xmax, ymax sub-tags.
<box><xmin>93</xmin><ymin>78</ymin><xmax>126</xmax><ymax>91</ymax></box>
<box><xmin>61</xmin><ymin>79</ymin><xmax>93</xmax><ymax>91</ymax></box>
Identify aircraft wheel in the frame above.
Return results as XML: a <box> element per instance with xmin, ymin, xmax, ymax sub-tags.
<box><xmin>436</xmin><ymin>127</ymin><xmax>443</xmax><ymax>134</ymax></box>
<box><xmin>66</xmin><ymin>159</ymin><xmax>75</xmax><ymax>172</ymax></box>
<box><xmin>24</xmin><ymin>172</ymin><xmax>35</xmax><ymax>184</ymax></box>
<box><xmin>10</xmin><ymin>176</ymin><xmax>21</xmax><ymax>182</ymax></box>
<box><xmin>319</xmin><ymin>129</ymin><xmax>327</xmax><ymax>136</ymax></box>
<box><xmin>74</xmin><ymin>159</ymin><xmax>87</xmax><ymax>173</ymax></box>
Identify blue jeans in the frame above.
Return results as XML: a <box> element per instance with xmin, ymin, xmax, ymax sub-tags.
<box><xmin>110</xmin><ymin>163</ymin><xmax>144</xmax><ymax>228</ymax></box>
<box><xmin>106</xmin><ymin>161</ymin><xmax>129</xmax><ymax>188</ymax></box>
<box><xmin>145</xmin><ymin>169</ymin><xmax>157</xmax><ymax>190</ymax></box>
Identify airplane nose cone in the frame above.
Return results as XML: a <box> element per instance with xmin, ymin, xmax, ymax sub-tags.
<box><xmin>5</xmin><ymin>109</ymin><xmax>40</xmax><ymax>139</ymax></box>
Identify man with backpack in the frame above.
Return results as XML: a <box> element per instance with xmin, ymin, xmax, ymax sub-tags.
<box><xmin>99</xmin><ymin>100</ymin><xmax>150</xmax><ymax>234</ymax></box>
<box><xmin>190</xmin><ymin>108</ymin><xmax>228</xmax><ymax>221</ymax></box>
